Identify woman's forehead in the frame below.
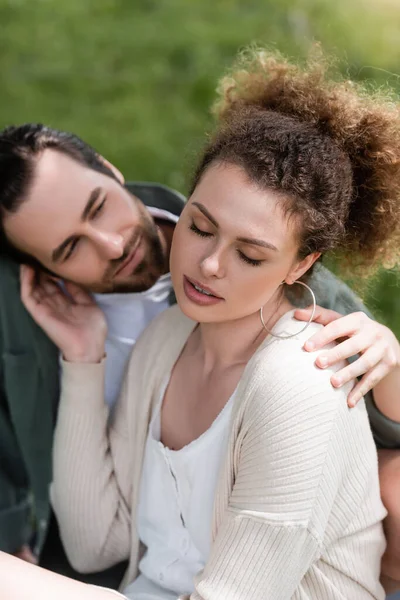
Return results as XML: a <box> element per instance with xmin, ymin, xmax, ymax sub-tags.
<box><xmin>189</xmin><ymin>163</ymin><xmax>297</xmax><ymax>248</ymax></box>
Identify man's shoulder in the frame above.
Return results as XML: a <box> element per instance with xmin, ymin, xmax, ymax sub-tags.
<box><xmin>309</xmin><ymin>264</ymin><xmax>372</xmax><ymax>317</ymax></box>
<box><xmin>0</xmin><ymin>258</ymin><xmax>23</xmax><ymax>317</ymax></box>
<box><xmin>0</xmin><ymin>257</ymin><xmax>19</xmax><ymax>289</ymax></box>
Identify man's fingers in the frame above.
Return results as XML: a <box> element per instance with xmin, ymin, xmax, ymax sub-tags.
<box><xmin>347</xmin><ymin>365</ymin><xmax>388</xmax><ymax>407</ymax></box>
<box><xmin>303</xmin><ymin>312</ymin><xmax>368</xmax><ymax>351</ymax></box>
<box><xmin>314</xmin><ymin>333</ymin><xmax>374</xmax><ymax>369</ymax></box>
<box><xmin>295</xmin><ymin>305</ymin><xmax>342</xmax><ymax>326</ymax></box>
<box><xmin>330</xmin><ymin>344</ymin><xmax>386</xmax><ymax>388</ymax></box>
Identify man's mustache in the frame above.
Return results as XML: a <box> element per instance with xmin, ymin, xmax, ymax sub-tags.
<box><xmin>108</xmin><ymin>229</ymin><xmax>142</xmax><ymax>277</ymax></box>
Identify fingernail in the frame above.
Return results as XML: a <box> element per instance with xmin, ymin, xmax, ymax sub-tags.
<box><xmin>332</xmin><ymin>375</ymin><xmax>342</xmax><ymax>387</ymax></box>
<box><xmin>318</xmin><ymin>356</ymin><xmax>328</xmax><ymax>368</ymax></box>
<box><xmin>305</xmin><ymin>341</ymin><xmax>315</xmax><ymax>351</ymax></box>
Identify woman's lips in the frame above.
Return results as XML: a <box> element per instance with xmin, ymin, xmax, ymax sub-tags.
<box><xmin>183</xmin><ymin>275</ymin><xmax>224</xmax><ymax>306</ymax></box>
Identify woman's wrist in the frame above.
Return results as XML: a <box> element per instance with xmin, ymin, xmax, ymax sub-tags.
<box><xmin>62</xmin><ymin>347</ymin><xmax>105</xmax><ymax>364</ymax></box>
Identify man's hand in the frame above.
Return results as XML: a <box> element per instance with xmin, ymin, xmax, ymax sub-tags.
<box><xmin>13</xmin><ymin>545</ymin><xmax>37</xmax><ymax>564</ymax></box>
<box><xmin>295</xmin><ymin>306</ymin><xmax>400</xmax><ymax>407</ymax></box>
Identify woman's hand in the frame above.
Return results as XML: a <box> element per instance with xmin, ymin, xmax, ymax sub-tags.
<box><xmin>20</xmin><ymin>265</ymin><xmax>107</xmax><ymax>363</ymax></box>
<box><xmin>295</xmin><ymin>306</ymin><xmax>400</xmax><ymax>407</ymax></box>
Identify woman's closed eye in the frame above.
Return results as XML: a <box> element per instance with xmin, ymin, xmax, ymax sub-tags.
<box><xmin>189</xmin><ymin>221</ymin><xmax>213</xmax><ymax>238</ymax></box>
<box><xmin>189</xmin><ymin>220</ymin><xmax>264</xmax><ymax>267</ymax></box>
<box><xmin>237</xmin><ymin>250</ymin><xmax>263</xmax><ymax>267</ymax></box>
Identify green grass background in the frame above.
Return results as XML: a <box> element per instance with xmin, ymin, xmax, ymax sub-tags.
<box><xmin>1</xmin><ymin>0</ymin><xmax>399</xmax><ymax>335</ymax></box>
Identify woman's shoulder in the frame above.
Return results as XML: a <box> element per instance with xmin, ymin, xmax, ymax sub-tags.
<box><xmin>246</xmin><ymin>311</ymin><xmax>350</xmax><ymax>415</ymax></box>
<box><xmin>140</xmin><ymin>304</ymin><xmax>195</xmax><ymax>344</ymax></box>
<box><xmin>127</xmin><ymin>305</ymin><xmax>195</xmax><ymax>373</ymax></box>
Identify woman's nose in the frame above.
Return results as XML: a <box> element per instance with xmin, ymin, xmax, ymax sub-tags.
<box><xmin>200</xmin><ymin>251</ymin><xmax>225</xmax><ymax>279</ymax></box>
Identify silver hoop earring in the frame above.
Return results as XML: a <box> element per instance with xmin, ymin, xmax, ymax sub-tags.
<box><xmin>260</xmin><ymin>280</ymin><xmax>316</xmax><ymax>340</ymax></box>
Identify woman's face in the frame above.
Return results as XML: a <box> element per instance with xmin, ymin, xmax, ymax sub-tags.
<box><xmin>171</xmin><ymin>163</ymin><xmax>315</xmax><ymax>324</ymax></box>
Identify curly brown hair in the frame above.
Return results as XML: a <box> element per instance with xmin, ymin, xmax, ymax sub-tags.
<box><xmin>191</xmin><ymin>47</ymin><xmax>400</xmax><ymax>278</ymax></box>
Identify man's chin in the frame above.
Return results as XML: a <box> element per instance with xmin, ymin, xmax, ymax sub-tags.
<box><xmin>88</xmin><ymin>274</ymin><xmax>160</xmax><ymax>295</ymax></box>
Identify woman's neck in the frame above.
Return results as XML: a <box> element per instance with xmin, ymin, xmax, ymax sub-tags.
<box><xmin>193</xmin><ymin>296</ymin><xmax>293</xmax><ymax>372</ymax></box>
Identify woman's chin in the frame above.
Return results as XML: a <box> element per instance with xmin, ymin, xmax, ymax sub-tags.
<box><xmin>175</xmin><ymin>292</ymin><xmax>223</xmax><ymax>323</ymax></box>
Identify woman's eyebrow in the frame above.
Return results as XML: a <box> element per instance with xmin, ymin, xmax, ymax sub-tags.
<box><xmin>237</xmin><ymin>236</ymin><xmax>278</xmax><ymax>251</ymax></box>
<box><xmin>192</xmin><ymin>202</ymin><xmax>219</xmax><ymax>228</ymax></box>
<box><xmin>192</xmin><ymin>202</ymin><xmax>278</xmax><ymax>251</ymax></box>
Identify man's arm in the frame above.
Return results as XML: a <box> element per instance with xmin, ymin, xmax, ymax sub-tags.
<box><xmin>304</xmin><ymin>265</ymin><xmax>400</xmax><ymax>448</ymax></box>
<box><xmin>0</xmin><ymin>376</ymin><xmax>34</xmax><ymax>554</ymax></box>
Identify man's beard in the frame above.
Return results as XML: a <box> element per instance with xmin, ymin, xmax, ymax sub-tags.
<box><xmin>94</xmin><ymin>215</ymin><xmax>166</xmax><ymax>294</ymax></box>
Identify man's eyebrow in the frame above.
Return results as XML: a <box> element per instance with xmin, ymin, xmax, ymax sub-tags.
<box><xmin>52</xmin><ymin>236</ymin><xmax>75</xmax><ymax>263</ymax></box>
<box><xmin>81</xmin><ymin>186</ymin><xmax>102</xmax><ymax>221</ymax></box>
<box><xmin>51</xmin><ymin>187</ymin><xmax>103</xmax><ymax>263</ymax></box>
<box><xmin>192</xmin><ymin>201</ymin><xmax>278</xmax><ymax>251</ymax></box>
<box><xmin>192</xmin><ymin>202</ymin><xmax>219</xmax><ymax>228</ymax></box>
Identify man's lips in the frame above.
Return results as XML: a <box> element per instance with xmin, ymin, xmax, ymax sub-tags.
<box><xmin>114</xmin><ymin>235</ymin><xmax>142</xmax><ymax>277</ymax></box>
<box><xmin>184</xmin><ymin>275</ymin><xmax>223</xmax><ymax>299</ymax></box>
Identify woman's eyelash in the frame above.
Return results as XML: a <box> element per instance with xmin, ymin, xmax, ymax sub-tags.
<box><xmin>238</xmin><ymin>251</ymin><xmax>263</xmax><ymax>267</ymax></box>
<box><xmin>189</xmin><ymin>222</ymin><xmax>213</xmax><ymax>237</ymax></box>
<box><xmin>190</xmin><ymin>220</ymin><xmax>263</xmax><ymax>266</ymax></box>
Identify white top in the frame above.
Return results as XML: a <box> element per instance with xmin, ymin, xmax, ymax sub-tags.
<box><xmin>123</xmin><ymin>379</ymin><xmax>236</xmax><ymax>600</ymax></box>
<box><xmin>93</xmin><ymin>207</ymin><xmax>178</xmax><ymax>409</ymax></box>
<box><xmin>53</xmin><ymin>307</ymin><xmax>386</xmax><ymax>599</ymax></box>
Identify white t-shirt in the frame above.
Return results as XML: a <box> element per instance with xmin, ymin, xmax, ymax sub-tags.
<box><xmin>123</xmin><ymin>377</ymin><xmax>236</xmax><ymax>600</ymax></box>
<box><xmin>93</xmin><ymin>207</ymin><xmax>178</xmax><ymax>409</ymax></box>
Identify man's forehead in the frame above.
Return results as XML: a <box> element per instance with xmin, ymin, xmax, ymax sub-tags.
<box><xmin>29</xmin><ymin>148</ymin><xmax>100</xmax><ymax>200</ymax></box>
<box><xmin>4</xmin><ymin>150</ymin><xmax>101</xmax><ymax>251</ymax></box>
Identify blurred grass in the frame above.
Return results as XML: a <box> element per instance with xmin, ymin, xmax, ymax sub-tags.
<box><xmin>0</xmin><ymin>0</ymin><xmax>399</xmax><ymax>334</ymax></box>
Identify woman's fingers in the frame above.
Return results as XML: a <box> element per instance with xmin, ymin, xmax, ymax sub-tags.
<box><xmin>63</xmin><ymin>280</ymin><xmax>93</xmax><ymax>305</ymax></box>
<box><xmin>20</xmin><ymin>265</ymin><xmax>40</xmax><ymax>310</ymax></box>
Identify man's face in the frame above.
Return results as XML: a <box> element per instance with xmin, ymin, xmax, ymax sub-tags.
<box><xmin>4</xmin><ymin>149</ymin><xmax>166</xmax><ymax>293</ymax></box>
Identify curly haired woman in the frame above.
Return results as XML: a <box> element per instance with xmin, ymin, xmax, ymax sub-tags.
<box><xmin>21</xmin><ymin>48</ymin><xmax>400</xmax><ymax>599</ymax></box>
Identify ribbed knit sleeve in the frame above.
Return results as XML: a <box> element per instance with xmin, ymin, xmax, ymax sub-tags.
<box><xmin>50</xmin><ymin>306</ymin><xmax>195</xmax><ymax>579</ymax></box>
<box><xmin>51</xmin><ymin>359</ymin><xmax>133</xmax><ymax>573</ymax></box>
<box><xmin>189</xmin><ymin>331</ymin><xmax>386</xmax><ymax>599</ymax></box>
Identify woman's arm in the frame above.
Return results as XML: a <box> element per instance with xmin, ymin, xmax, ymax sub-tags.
<box><xmin>19</xmin><ymin>266</ymin><xmax>134</xmax><ymax>572</ymax></box>
<box><xmin>51</xmin><ymin>358</ymin><xmax>133</xmax><ymax>573</ymax></box>
<box><xmin>189</xmin><ymin>338</ymin><xmax>380</xmax><ymax>599</ymax></box>
<box><xmin>0</xmin><ymin>552</ymin><xmax>127</xmax><ymax>600</ymax></box>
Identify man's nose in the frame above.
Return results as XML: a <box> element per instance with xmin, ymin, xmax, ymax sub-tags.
<box><xmin>91</xmin><ymin>229</ymin><xmax>125</xmax><ymax>259</ymax></box>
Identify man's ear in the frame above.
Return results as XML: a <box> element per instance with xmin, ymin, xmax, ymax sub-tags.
<box><xmin>285</xmin><ymin>252</ymin><xmax>321</xmax><ymax>284</ymax></box>
<box><xmin>99</xmin><ymin>156</ymin><xmax>125</xmax><ymax>185</ymax></box>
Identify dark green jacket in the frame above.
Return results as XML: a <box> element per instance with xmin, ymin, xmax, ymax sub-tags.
<box><xmin>0</xmin><ymin>182</ymin><xmax>185</xmax><ymax>555</ymax></box>
<box><xmin>0</xmin><ymin>183</ymin><xmax>398</xmax><ymax>554</ymax></box>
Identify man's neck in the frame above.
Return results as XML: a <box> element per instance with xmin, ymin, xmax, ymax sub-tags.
<box><xmin>156</xmin><ymin>218</ymin><xmax>176</xmax><ymax>274</ymax></box>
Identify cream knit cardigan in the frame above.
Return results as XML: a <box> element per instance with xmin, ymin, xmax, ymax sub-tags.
<box><xmin>52</xmin><ymin>306</ymin><xmax>386</xmax><ymax>600</ymax></box>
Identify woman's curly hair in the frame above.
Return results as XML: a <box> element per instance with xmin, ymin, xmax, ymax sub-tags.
<box><xmin>191</xmin><ymin>47</ymin><xmax>400</xmax><ymax>277</ymax></box>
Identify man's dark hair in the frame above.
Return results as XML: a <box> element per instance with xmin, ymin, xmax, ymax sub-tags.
<box><xmin>0</xmin><ymin>123</ymin><xmax>117</xmax><ymax>265</ymax></box>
